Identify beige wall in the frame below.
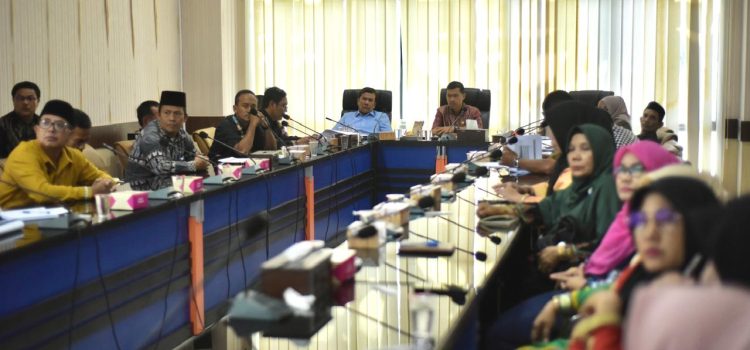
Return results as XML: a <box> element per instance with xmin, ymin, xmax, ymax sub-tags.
<box><xmin>0</xmin><ymin>0</ymin><xmax>183</xmax><ymax>126</ymax></box>
<box><xmin>180</xmin><ymin>0</ymin><xmax>247</xmax><ymax>117</ymax></box>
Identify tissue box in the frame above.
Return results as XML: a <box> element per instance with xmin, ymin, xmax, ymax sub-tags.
<box><xmin>171</xmin><ymin>175</ymin><xmax>204</xmax><ymax>194</ymax></box>
<box><xmin>218</xmin><ymin>164</ymin><xmax>243</xmax><ymax>180</ymax></box>
<box><xmin>260</xmin><ymin>248</ymin><xmax>332</xmax><ymax>300</ymax></box>
<box><xmin>330</xmin><ymin>249</ymin><xmax>356</xmax><ymax>283</ymax></box>
<box><xmin>108</xmin><ymin>191</ymin><xmax>149</xmax><ymax>210</ymax></box>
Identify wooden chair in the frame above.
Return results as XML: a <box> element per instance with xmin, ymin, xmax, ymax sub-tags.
<box><xmin>114</xmin><ymin>140</ymin><xmax>135</xmax><ymax>171</ymax></box>
<box><xmin>192</xmin><ymin>127</ymin><xmax>215</xmax><ymax>156</ymax></box>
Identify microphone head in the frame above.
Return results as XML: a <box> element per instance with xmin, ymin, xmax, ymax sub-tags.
<box><xmin>474</xmin><ymin>251</ymin><xmax>487</xmax><ymax>261</ymax></box>
<box><xmin>489</xmin><ymin>235</ymin><xmax>502</xmax><ymax>245</ymax></box>
<box><xmin>198</xmin><ymin>131</ymin><xmax>210</xmax><ymax>139</ymax></box>
<box><xmin>250</xmin><ymin>107</ymin><xmax>258</xmax><ymax>115</ymax></box>
<box><xmin>489</xmin><ymin>149</ymin><xmax>503</xmax><ymax>161</ymax></box>
<box><xmin>281</xmin><ymin>121</ymin><xmax>289</xmax><ymax>127</ymax></box>
<box><xmin>516</xmin><ymin>127</ymin><xmax>526</xmax><ymax>135</ymax></box>
<box><xmin>283</xmin><ymin>114</ymin><xmax>290</xmax><ymax>120</ymax></box>
<box><xmin>451</xmin><ymin>172</ymin><xmax>467</xmax><ymax>183</ymax></box>
<box><xmin>417</xmin><ymin>196</ymin><xmax>436</xmax><ymax>209</ymax></box>
<box><xmin>474</xmin><ymin>166</ymin><xmax>489</xmax><ymax>177</ymax></box>
<box><xmin>357</xmin><ymin>225</ymin><xmax>378</xmax><ymax>238</ymax></box>
<box><xmin>245</xmin><ymin>211</ymin><xmax>270</xmax><ymax>239</ymax></box>
<box><xmin>508</xmin><ymin>136</ymin><xmax>518</xmax><ymax>145</ymax></box>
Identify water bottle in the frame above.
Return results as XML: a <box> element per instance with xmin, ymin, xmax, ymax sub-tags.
<box><xmin>398</xmin><ymin>119</ymin><xmax>407</xmax><ymax>139</ymax></box>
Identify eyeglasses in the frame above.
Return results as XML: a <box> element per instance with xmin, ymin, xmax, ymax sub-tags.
<box><xmin>14</xmin><ymin>95</ymin><xmax>38</xmax><ymax>103</ymax></box>
<box><xmin>39</xmin><ymin>119</ymin><xmax>71</xmax><ymax>131</ymax></box>
<box><xmin>629</xmin><ymin>208</ymin><xmax>682</xmax><ymax>232</ymax></box>
<box><xmin>615</xmin><ymin>163</ymin><xmax>645</xmax><ymax>176</ymax></box>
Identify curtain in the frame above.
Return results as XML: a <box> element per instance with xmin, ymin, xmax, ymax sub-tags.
<box><xmin>246</xmin><ymin>0</ymin><xmax>725</xmax><ymax>172</ymax></box>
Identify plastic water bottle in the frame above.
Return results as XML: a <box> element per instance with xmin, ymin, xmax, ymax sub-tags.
<box><xmin>398</xmin><ymin>119</ymin><xmax>407</xmax><ymax>138</ymax></box>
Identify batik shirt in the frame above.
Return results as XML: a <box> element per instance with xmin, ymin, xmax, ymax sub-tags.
<box><xmin>0</xmin><ymin>111</ymin><xmax>39</xmax><ymax>158</ymax></box>
<box><xmin>124</xmin><ymin>120</ymin><xmax>197</xmax><ymax>190</ymax></box>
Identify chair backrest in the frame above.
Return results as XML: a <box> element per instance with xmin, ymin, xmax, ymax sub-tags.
<box><xmin>114</xmin><ymin>140</ymin><xmax>134</xmax><ymax>171</ymax></box>
<box><xmin>569</xmin><ymin>90</ymin><xmax>615</xmax><ymax>108</ymax></box>
<box><xmin>439</xmin><ymin>88</ymin><xmax>492</xmax><ymax>129</ymax></box>
<box><xmin>192</xmin><ymin>127</ymin><xmax>215</xmax><ymax>156</ymax></box>
<box><xmin>83</xmin><ymin>144</ymin><xmax>123</xmax><ymax>178</ymax></box>
<box><xmin>341</xmin><ymin>89</ymin><xmax>393</xmax><ymax>121</ymax></box>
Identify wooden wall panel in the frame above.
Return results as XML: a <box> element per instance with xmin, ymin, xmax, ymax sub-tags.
<box><xmin>47</xmin><ymin>0</ymin><xmax>81</xmax><ymax>107</ymax></box>
<box><xmin>1</xmin><ymin>0</ymin><xmax>183</xmax><ymax>126</ymax></box>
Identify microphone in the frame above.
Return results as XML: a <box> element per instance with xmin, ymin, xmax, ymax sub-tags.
<box><xmin>489</xmin><ymin>149</ymin><xmax>503</xmax><ymax>161</ymax></box>
<box><xmin>408</xmin><ymin>230</ymin><xmax>487</xmax><ymax>262</ymax></box>
<box><xmin>414</xmin><ymin>285</ymin><xmax>468</xmax><ymax>306</ymax></box>
<box><xmin>281</xmin><ymin>121</ymin><xmax>325</xmax><ymax>142</ymax></box>
<box><xmin>471</xmin><ymin>166</ymin><xmax>489</xmax><ymax>177</ymax></box>
<box><xmin>451</xmin><ymin>172</ymin><xmax>467</xmax><ymax>184</ymax></box>
<box><xmin>325</xmin><ymin>117</ymin><xmax>366</xmax><ymax>134</ymax></box>
<box><xmin>355</xmin><ymin>225</ymin><xmax>378</xmax><ymax>238</ymax></box>
<box><xmin>496</xmin><ymin>120</ymin><xmax>542</xmax><ymax>144</ymax></box>
<box><xmin>196</xmin><ymin>131</ymin><xmax>257</xmax><ymax>165</ymax></box>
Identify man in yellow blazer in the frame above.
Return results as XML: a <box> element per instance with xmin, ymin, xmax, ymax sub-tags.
<box><xmin>0</xmin><ymin>100</ymin><xmax>114</xmax><ymax>209</ymax></box>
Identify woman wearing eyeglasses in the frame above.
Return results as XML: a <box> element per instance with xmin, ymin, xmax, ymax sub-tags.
<box><xmin>524</xmin><ymin>177</ymin><xmax>720</xmax><ymax>349</ymax></box>
<box><xmin>486</xmin><ymin>140</ymin><xmax>681</xmax><ymax>350</ymax></box>
<box><xmin>0</xmin><ymin>100</ymin><xmax>114</xmax><ymax>209</ymax></box>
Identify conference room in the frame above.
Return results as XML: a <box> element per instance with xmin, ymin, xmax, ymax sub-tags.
<box><xmin>1</xmin><ymin>0</ymin><xmax>749</xmax><ymax>349</ymax></box>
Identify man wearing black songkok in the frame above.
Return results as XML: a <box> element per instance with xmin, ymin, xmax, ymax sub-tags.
<box><xmin>124</xmin><ymin>90</ymin><xmax>208</xmax><ymax>190</ymax></box>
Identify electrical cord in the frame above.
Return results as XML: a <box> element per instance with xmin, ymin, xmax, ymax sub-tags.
<box><xmin>233</xmin><ymin>189</ymin><xmax>247</xmax><ymax>289</ymax></box>
<box><xmin>92</xmin><ymin>221</ymin><xmax>123</xmax><ymax>350</ymax></box>
<box><xmin>66</xmin><ymin>227</ymin><xmax>83</xmax><ymax>350</ymax></box>
<box><xmin>152</xmin><ymin>205</ymin><xmax>181</xmax><ymax>350</ymax></box>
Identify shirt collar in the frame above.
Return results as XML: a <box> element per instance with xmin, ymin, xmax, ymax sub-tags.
<box><xmin>35</xmin><ymin>140</ymin><xmax>74</xmax><ymax>173</ymax></box>
<box><xmin>356</xmin><ymin>110</ymin><xmax>377</xmax><ymax>118</ymax></box>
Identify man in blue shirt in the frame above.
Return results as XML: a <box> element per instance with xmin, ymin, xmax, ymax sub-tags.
<box><xmin>334</xmin><ymin>87</ymin><xmax>392</xmax><ymax>135</ymax></box>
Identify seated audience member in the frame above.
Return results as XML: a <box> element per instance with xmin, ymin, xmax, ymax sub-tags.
<box><xmin>259</xmin><ymin>87</ymin><xmax>291</xmax><ymax>148</ymax></box>
<box><xmin>489</xmin><ymin>101</ymin><xmax>616</xmax><ymax>206</ymax></box>
<box><xmin>431</xmin><ymin>81</ymin><xmax>483</xmax><ymax>135</ymax></box>
<box><xmin>548</xmin><ymin>141</ymin><xmax>681</xmax><ymax>290</ymax></box>
<box><xmin>334</xmin><ymin>87</ymin><xmax>391</xmax><ymax>134</ymax></box>
<box><xmin>597</xmin><ymin>95</ymin><xmax>632</xmax><ymax>130</ymax></box>
<box><xmin>0</xmin><ymin>81</ymin><xmax>41</xmax><ymax>158</ymax></box>
<box><xmin>66</xmin><ymin>108</ymin><xmax>110</xmax><ymax>173</ymax></box>
<box><xmin>67</xmin><ymin>108</ymin><xmax>92</xmax><ymax>151</ymax></box>
<box><xmin>499</xmin><ymin>90</ymin><xmax>573</xmax><ymax>176</ymax></box>
<box><xmin>637</xmin><ymin>101</ymin><xmax>683</xmax><ymax>158</ymax></box>
<box><xmin>136</xmin><ymin>100</ymin><xmax>159</xmax><ymax>130</ymax></box>
<box><xmin>0</xmin><ymin>100</ymin><xmax>114</xmax><ymax>209</ymax></box>
<box><xmin>523</xmin><ymin>177</ymin><xmax>719</xmax><ymax>349</ymax></box>
<box><xmin>485</xmin><ymin>141</ymin><xmax>680</xmax><ymax>349</ymax></box>
<box><xmin>124</xmin><ymin>91</ymin><xmax>208</xmax><ymax>190</ymax></box>
<box><xmin>208</xmin><ymin>89</ymin><xmax>275</xmax><ymax>162</ymax></box>
<box><xmin>615</xmin><ymin>195</ymin><xmax>750</xmax><ymax>350</ymax></box>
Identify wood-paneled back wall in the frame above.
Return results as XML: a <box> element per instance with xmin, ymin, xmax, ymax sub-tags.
<box><xmin>0</xmin><ymin>0</ymin><xmax>183</xmax><ymax>126</ymax></box>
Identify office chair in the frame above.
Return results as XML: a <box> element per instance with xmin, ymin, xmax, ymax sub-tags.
<box><xmin>569</xmin><ymin>90</ymin><xmax>615</xmax><ymax>108</ymax></box>
<box><xmin>341</xmin><ymin>89</ymin><xmax>393</xmax><ymax>121</ymax></box>
<box><xmin>439</xmin><ymin>88</ymin><xmax>492</xmax><ymax>129</ymax></box>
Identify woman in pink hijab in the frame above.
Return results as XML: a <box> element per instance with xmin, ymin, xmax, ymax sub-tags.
<box><xmin>551</xmin><ymin>140</ymin><xmax>680</xmax><ymax>289</ymax></box>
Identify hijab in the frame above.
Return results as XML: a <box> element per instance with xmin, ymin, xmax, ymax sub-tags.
<box><xmin>599</xmin><ymin>95</ymin><xmax>632</xmax><ymax>130</ymax></box>
<box><xmin>584</xmin><ymin>141</ymin><xmax>681</xmax><ymax>276</ymax></box>
<box><xmin>537</xmin><ymin>124</ymin><xmax>621</xmax><ymax>243</ymax></box>
<box><xmin>543</xmin><ymin>101</ymin><xmax>614</xmax><ymax>195</ymax></box>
